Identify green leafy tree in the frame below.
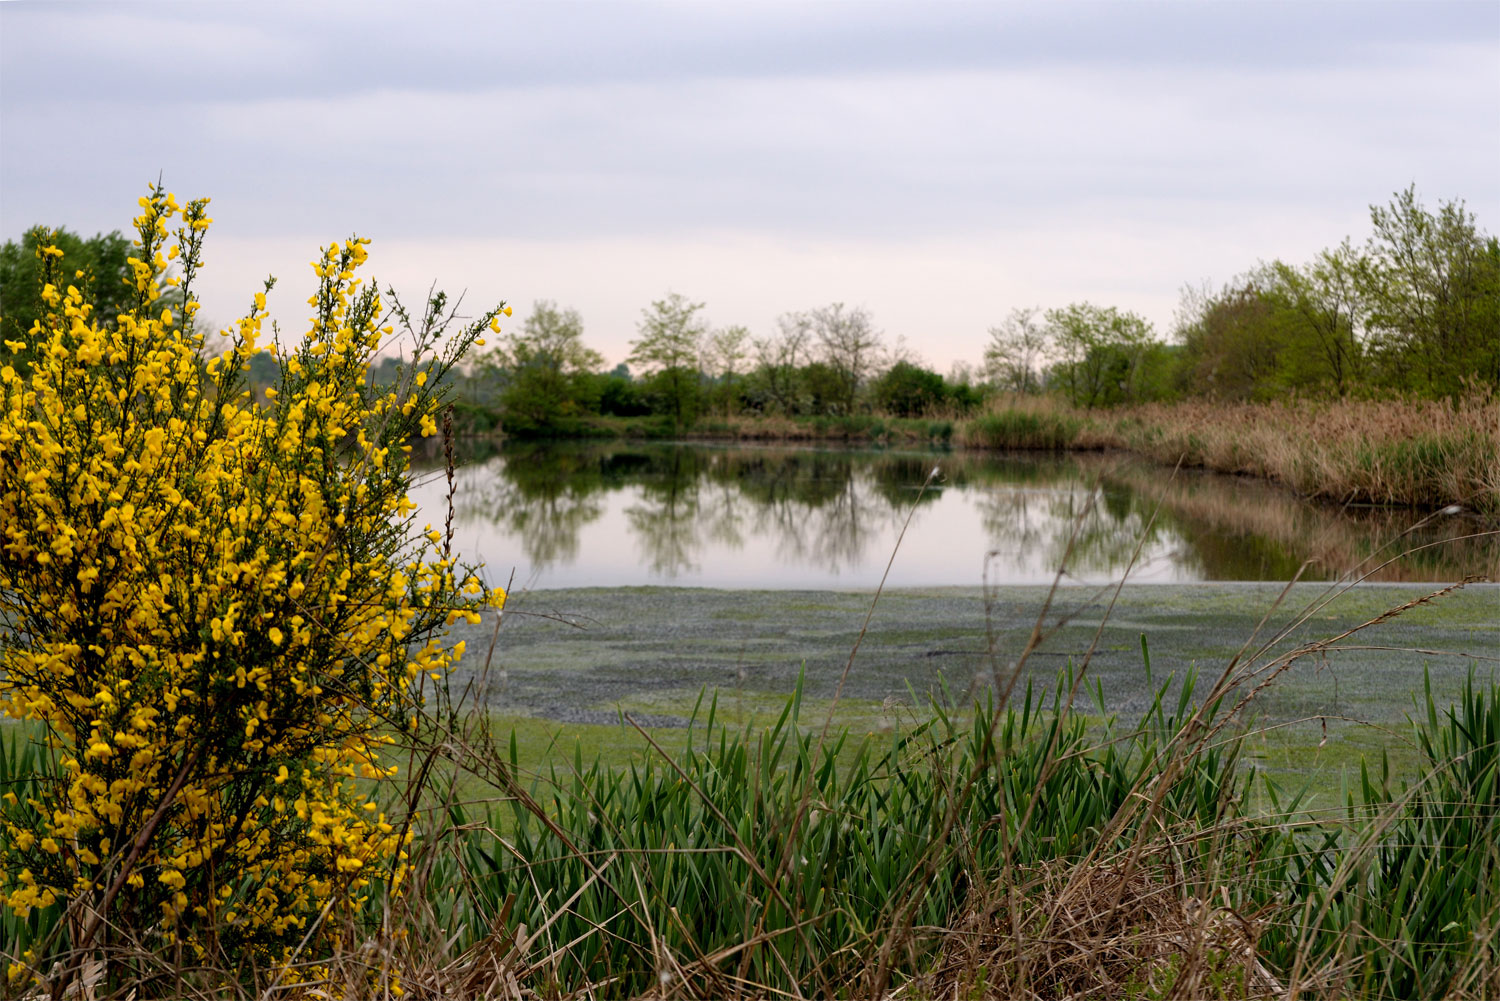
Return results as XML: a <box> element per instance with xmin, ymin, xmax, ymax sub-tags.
<box><xmin>1</xmin><ymin>227</ymin><xmax>139</xmax><ymax>363</ymax></box>
<box><xmin>1175</xmin><ymin>274</ymin><xmax>1330</xmax><ymax>401</ymax></box>
<box><xmin>811</xmin><ymin>303</ymin><xmax>883</xmax><ymax>414</ymax></box>
<box><xmin>1129</xmin><ymin>342</ymin><xmax>1183</xmax><ymax>403</ymax></box>
<box><xmin>872</xmin><ymin>360</ymin><xmax>946</xmax><ymax>416</ymax></box>
<box><xmin>629</xmin><ymin>292</ymin><xmax>707</xmax><ymax>426</ymax></box>
<box><xmin>706</xmin><ymin>324</ymin><xmax>751</xmax><ymax>417</ymax></box>
<box><xmin>1360</xmin><ymin>186</ymin><xmax>1499</xmax><ymax>395</ymax></box>
<box><xmin>1045</xmin><ymin>302</ymin><xmax>1156</xmax><ymax>408</ymax></box>
<box><xmin>943</xmin><ymin>363</ymin><xmax>986</xmax><ymax>413</ymax></box>
<box><xmin>1268</xmin><ymin>244</ymin><xmax>1366</xmax><ymax>396</ymax></box>
<box><xmin>483</xmin><ymin>300</ymin><xmax>603</xmax><ymax>431</ymax></box>
<box><xmin>752</xmin><ymin>312</ymin><xmax>812</xmax><ymax>415</ymax></box>
<box><xmin>594</xmin><ymin>365</ymin><xmax>651</xmax><ymax>416</ymax></box>
<box><xmin>1171</xmin><ymin>189</ymin><xmax>1495</xmax><ymax>402</ymax></box>
<box><xmin>799</xmin><ymin>361</ymin><xmax>845</xmax><ymax>415</ymax></box>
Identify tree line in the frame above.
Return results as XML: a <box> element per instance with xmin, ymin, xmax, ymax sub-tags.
<box><xmin>467</xmin><ymin>186</ymin><xmax>1494</xmax><ymax>430</ymax></box>
<box><xmin>460</xmin><ymin>294</ymin><xmax>986</xmax><ymax>432</ymax></box>
<box><xmin>988</xmin><ymin>186</ymin><xmax>1497</xmax><ymax>406</ymax></box>
<box><xmin>3</xmin><ymin>186</ymin><xmax>1492</xmax><ymax>435</ymax></box>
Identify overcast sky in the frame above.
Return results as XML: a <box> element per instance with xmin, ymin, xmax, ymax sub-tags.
<box><xmin>2</xmin><ymin>1</ymin><xmax>1496</xmax><ymax>371</ymax></box>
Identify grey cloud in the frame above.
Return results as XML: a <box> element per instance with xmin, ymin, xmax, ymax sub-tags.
<box><xmin>2</xmin><ymin>0</ymin><xmax>1493</xmax><ymax>107</ymax></box>
<box><xmin>1</xmin><ymin>1</ymin><xmax>1495</xmax><ymax>255</ymax></box>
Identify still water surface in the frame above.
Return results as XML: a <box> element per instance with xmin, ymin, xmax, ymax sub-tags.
<box><xmin>409</xmin><ymin>441</ymin><xmax>1494</xmax><ymax>589</ymax></box>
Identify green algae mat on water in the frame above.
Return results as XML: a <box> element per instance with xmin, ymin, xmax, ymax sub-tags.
<box><xmin>448</xmin><ymin>582</ymin><xmax>1498</xmax><ymax>792</ymax></box>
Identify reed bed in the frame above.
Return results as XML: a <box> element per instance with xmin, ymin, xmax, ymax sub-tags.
<box><xmin>957</xmin><ymin>394</ymin><xmax>1500</xmax><ymax>515</ymax></box>
<box><xmin>392</xmin><ymin>667</ymin><xmax>1260</xmax><ymax>998</ymax></box>
<box><xmin>956</xmin><ymin>404</ymin><xmax>1086</xmax><ymax>451</ymax></box>
<box><xmin>540</xmin><ymin>395</ymin><xmax>1497</xmax><ymax>514</ymax></box>
<box><xmin>299</xmin><ymin>647</ymin><xmax>1500</xmax><ymax>998</ymax></box>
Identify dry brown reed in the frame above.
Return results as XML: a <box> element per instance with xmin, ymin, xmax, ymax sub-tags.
<box><xmin>693</xmin><ymin>412</ymin><xmax>950</xmax><ymax>445</ymax></box>
<box><xmin>962</xmin><ymin>394</ymin><xmax>1500</xmax><ymax>515</ymax></box>
<box><xmin>689</xmin><ymin>413</ymin><xmax>818</xmax><ymax>441</ymax></box>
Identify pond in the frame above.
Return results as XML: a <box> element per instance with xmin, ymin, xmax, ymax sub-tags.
<box><xmin>408</xmin><ymin>440</ymin><xmax>1496</xmax><ymax>589</ymax></box>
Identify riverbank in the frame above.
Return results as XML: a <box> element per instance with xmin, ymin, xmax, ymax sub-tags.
<box><xmin>476</xmin><ymin>394</ymin><xmax>1500</xmax><ymax>515</ymax></box>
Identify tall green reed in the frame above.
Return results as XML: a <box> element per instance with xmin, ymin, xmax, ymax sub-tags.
<box><xmin>1278</xmin><ymin>670</ymin><xmax>1500</xmax><ymax>998</ymax></box>
<box><xmin>402</xmin><ymin>661</ymin><xmax>1265</xmax><ymax>996</ymax></box>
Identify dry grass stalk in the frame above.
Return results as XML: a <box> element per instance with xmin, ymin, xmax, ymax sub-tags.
<box><xmin>922</xmin><ymin>854</ymin><xmax>1284</xmax><ymax>1001</ymax></box>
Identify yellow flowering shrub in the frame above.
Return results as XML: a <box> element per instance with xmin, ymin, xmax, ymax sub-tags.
<box><xmin>0</xmin><ymin>185</ymin><xmax>505</xmax><ymax>968</ymax></box>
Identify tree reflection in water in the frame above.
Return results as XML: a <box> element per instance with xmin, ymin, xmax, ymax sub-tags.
<box><xmin>450</xmin><ymin>445</ymin><xmax>605</xmax><ymax>569</ymax></box>
<box><xmin>626</xmin><ymin>448</ymin><xmax>703</xmax><ymax>577</ymax></box>
<box><xmin>413</xmin><ymin>441</ymin><xmax>1496</xmax><ymax>586</ymax></box>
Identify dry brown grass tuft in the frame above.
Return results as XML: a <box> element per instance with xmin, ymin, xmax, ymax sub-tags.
<box><xmin>921</xmin><ymin>853</ymin><xmax>1284</xmax><ymax>1001</ymax></box>
<box><xmin>305</xmin><ymin>928</ymin><xmax>536</xmax><ymax>1001</ymax></box>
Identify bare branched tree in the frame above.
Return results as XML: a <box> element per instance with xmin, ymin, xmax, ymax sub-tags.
<box><xmin>810</xmin><ymin>303</ymin><xmax>883</xmax><ymax>414</ymax></box>
<box><xmin>984</xmin><ymin>306</ymin><xmax>1048</xmax><ymax>393</ymax></box>
<box><xmin>753</xmin><ymin>312</ymin><xmax>812</xmax><ymax>414</ymax></box>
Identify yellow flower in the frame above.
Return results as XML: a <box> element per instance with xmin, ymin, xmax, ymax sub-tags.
<box><xmin>0</xmin><ymin>182</ymin><xmax>501</xmax><ymax>962</ymax></box>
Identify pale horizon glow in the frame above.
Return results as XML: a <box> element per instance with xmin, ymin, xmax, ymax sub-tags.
<box><xmin>2</xmin><ymin>1</ymin><xmax>1496</xmax><ymax>372</ymax></box>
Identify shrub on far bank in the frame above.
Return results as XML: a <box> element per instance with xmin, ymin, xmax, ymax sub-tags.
<box><xmin>959</xmin><ymin>407</ymin><xmax>1085</xmax><ymax>451</ymax></box>
<box><xmin>871</xmin><ymin>360</ymin><xmax>947</xmax><ymax>416</ymax></box>
<box><xmin>594</xmin><ymin>369</ymin><xmax>652</xmax><ymax>416</ymax></box>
